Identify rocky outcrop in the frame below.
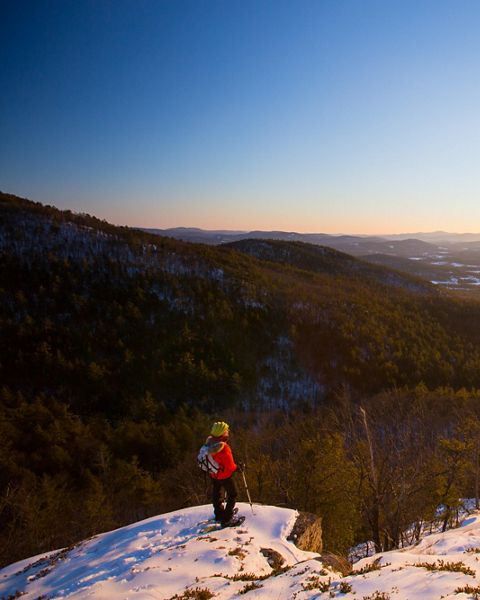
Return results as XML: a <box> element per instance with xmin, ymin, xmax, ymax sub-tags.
<box><xmin>287</xmin><ymin>512</ymin><xmax>323</xmax><ymax>553</ymax></box>
<box><xmin>260</xmin><ymin>547</ymin><xmax>286</xmax><ymax>570</ymax></box>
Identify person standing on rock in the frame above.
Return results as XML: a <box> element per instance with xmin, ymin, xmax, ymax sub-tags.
<box><xmin>198</xmin><ymin>421</ymin><xmax>242</xmax><ymax>526</ymax></box>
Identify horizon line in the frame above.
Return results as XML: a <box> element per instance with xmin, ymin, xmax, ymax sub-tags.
<box><xmin>138</xmin><ymin>225</ymin><xmax>480</xmax><ymax>238</ymax></box>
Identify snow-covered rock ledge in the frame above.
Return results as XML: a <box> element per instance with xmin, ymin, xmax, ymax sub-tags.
<box><xmin>0</xmin><ymin>504</ymin><xmax>325</xmax><ymax>599</ymax></box>
<box><xmin>3</xmin><ymin>504</ymin><xmax>480</xmax><ymax>599</ymax></box>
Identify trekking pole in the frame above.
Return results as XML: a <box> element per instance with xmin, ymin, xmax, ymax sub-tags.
<box><xmin>241</xmin><ymin>467</ymin><xmax>255</xmax><ymax>515</ymax></box>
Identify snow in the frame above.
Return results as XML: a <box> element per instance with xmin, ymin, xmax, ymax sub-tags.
<box><xmin>342</xmin><ymin>513</ymin><xmax>480</xmax><ymax>599</ymax></box>
<box><xmin>461</xmin><ymin>276</ymin><xmax>480</xmax><ymax>285</ymax></box>
<box><xmin>432</xmin><ymin>279</ymin><xmax>459</xmax><ymax>286</ymax></box>
<box><xmin>4</xmin><ymin>505</ymin><xmax>480</xmax><ymax>599</ymax></box>
<box><xmin>0</xmin><ymin>504</ymin><xmax>318</xmax><ymax>600</ymax></box>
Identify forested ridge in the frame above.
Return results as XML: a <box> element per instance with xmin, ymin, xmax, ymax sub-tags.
<box><xmin>2</xmin><ymin>192</ymin><xmax>480</xmax><ymax>566</ymax></box>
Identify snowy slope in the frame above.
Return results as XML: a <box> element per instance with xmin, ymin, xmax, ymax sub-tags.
<box><xmin>344</xmin><ymin>513</ymin><xmax>480</xmax><ymax>599</ymax></box>
<box><xmin>3</xmin><ymin>504</ymin><xmax>480</xmax><ymax>599</ymax></box>
<box><xmin>0</xmin><ymin>503</ymin><xmax>321</xmax><ymax>599</ymax></box>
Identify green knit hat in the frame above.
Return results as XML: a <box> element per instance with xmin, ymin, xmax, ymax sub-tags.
<box><xmin>211</xmin><ymin>421</ymin><xmax>229</xmax><ymax>437</ymax></box>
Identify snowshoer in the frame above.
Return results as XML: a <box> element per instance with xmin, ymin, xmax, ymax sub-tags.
<box><xmin>199</xmin><ymin>421</ymin><xmax>241</xmax><ymax>526</ymax></box>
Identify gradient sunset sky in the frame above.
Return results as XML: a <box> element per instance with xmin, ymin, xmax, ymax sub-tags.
<box><xmin>1</xmin><ymin>0</ymin><xmax>480</xmax><ymax>234</ymax></box>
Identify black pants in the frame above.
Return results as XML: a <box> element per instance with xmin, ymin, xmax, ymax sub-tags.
<box><xmin>212</xmin><ymin>475</ymin><xmax>237</xmax><ymax>523</ymax></box>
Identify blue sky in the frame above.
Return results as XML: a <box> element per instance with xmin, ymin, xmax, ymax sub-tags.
<box><xmin>1</xmin><ymin>0</ymin><xmax>480</xmax><ymax>233</ymax></box>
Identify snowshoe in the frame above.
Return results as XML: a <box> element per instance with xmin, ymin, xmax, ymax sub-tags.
<box><xmin>220</xmin><ymin>515</ymin><xmax>245</xmax><ymax>528</ymax></box>
<box><xmin>198</xmin><ymin>509</ymin><xmax>243</xmax><ymax>533</ymax></box>
<box><xmin>199</xmin><ymin>508</ymin><xmax>238</xmax><ymax>527</ymax></box>
<box><xmin>215</xmin><ymin>507</ymin><xmax>238</xmax><ymax>522</ymax></box>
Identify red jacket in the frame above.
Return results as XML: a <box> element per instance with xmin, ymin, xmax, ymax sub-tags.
<box><xmin>206</xmin><ymin>436</ymin><xmax>237</xmax><ymax>480</ymax></box>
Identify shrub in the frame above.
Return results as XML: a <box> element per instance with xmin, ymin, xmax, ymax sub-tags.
<box><xmin>228</xmin><ymin>547</ymin><xmax>246</xmax><ymax>559</ymax></box>
<box><xmin>352</xmin><ymin>557</ymin><xmax>385</xmax><ymax>575</ymax></box>
<box><xmin>339</xmin><ymin>581</ymin><xmax>353</xmax><ymax>593</ymax></box>
<box><xmin>230</xmin><ymin>567</ymin><xmax>290</xmax><ymax>582</ymax></box>
<box><xmin>302</xmin><ymin>576</ymin><xmax>331</xmax><ymax>592</ymax></box>
<box><xmin>454</xmin><ymin>585</ymin><xmax>480</xmax><ymax>599</ymax></box>
<box><xmin>167</xmin><ymin>588</ymin><xmax>215</xmax><ymax>600</ymax></box>
<box><xmin>231</xmin><ymin>572</ymin><xmax>258</xmax><ymax>581</ymax></box>
<box><xmin>413</xmin><ymin>560</ymin><xmax>475</xmax><ymax>576</ymax></box>
<box><xmin>239</xmin><ymin>582</ymin><xmax>262</xmax><ymax>594</ymax></box>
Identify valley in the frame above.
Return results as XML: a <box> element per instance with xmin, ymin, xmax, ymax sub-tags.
<box><xmin>149</xmin><ymin>227</ymin><xmax>480</xmax><ymax>295</ymax></box>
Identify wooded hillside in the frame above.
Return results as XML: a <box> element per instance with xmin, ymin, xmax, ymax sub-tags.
<box><xmin>2</xmin><ymin>192</ymin><xmax>480</xmax><ymax>566</ymax></box>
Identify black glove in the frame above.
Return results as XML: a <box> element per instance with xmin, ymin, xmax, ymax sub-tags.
<box><xmin>237</xmin><ymin>462</ymin><xmax>246</xmax><ymax>473</ymax></box>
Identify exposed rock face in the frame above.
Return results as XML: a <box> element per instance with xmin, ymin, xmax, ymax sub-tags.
<box><xmin>287</xmin><ymin>512</ymin><xmax>323</xmax><ymax>553</ymax></box>
<box><xmin>260</xmin><ymin>547</ymin><xmax>286</xmax><ymax>570</ymax></box>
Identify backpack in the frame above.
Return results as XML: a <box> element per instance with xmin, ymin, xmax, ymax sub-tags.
<box><xmin>197</xmin><ymin>443</ymin><xmax>221</xmax><ymax>475</ymax></box>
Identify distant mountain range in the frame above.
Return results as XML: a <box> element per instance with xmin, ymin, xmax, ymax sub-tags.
<box><xmin>142</xmin><ymin>227</ymin><xmax>480</xmax><ymax>294</ymax></box>
<box><xmin>142</xmin><ymin>227</ymin><xmax>480</xmax><ymax>247</ymax></box>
